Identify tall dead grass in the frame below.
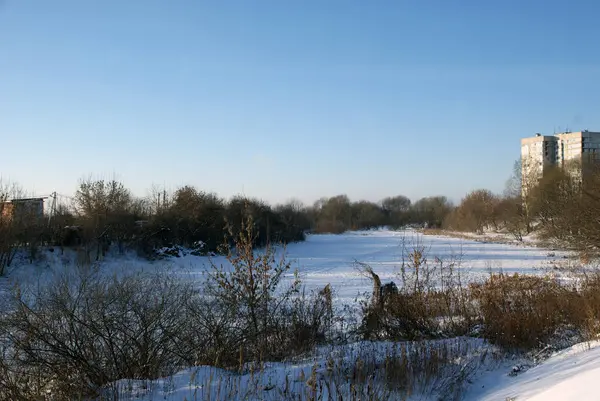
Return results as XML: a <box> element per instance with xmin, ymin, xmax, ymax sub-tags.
<box><xmin>359</xmin><ymin>237</ymin><xmax>476</xmax><ymax>341</ymax></box>
<box><xmin>360</xmin><ymin>236</ymin><xmax>600</xmax><ymax>352</ymax></box>
<box><xmin>102</xmin><ymin>338</ymin><xmax>492</xmax><ymax>401</ymax></box>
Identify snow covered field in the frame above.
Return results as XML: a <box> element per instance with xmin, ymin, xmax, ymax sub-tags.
<box><xmin>6</xmin><ymin>229</ymin><xmax>564</xmax><ymax>301</ymax></box>
<box><xmin>273</xmin><ymin>229</ymin><xmax>564</xmax><ymax>303</ymax></box>
<box><xmin>2</xmin><ymin>229</ymin><xmax>590</xmax><ymax>400</ymax></box>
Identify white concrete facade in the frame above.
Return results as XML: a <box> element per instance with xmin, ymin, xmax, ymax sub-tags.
<box><xmin>521</xmin><ymin>131</ymin><xmax>600</xmax><ymax>192</ymax></box>
<box><xmin>521</xmin><ymin>135</ymin><xmax>557</xmax><ymax>194</ymax></box>
<box><xmin>556</xmin><ymin>131</ymin><xmax>600</xmax><ymax>166</ymax></box>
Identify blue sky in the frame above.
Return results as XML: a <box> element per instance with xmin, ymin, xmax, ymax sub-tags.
<box><xmin>2</xmin><ymin>0</ymin><xmax>600</xmax><ymax>205</ymax></box>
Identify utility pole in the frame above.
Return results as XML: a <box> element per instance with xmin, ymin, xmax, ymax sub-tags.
<box><xmin>47</xmin><ymin>192</ymin><xmax>57</xmax><ymax>227</ymax></box>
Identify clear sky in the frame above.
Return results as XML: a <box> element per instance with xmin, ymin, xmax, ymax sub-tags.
<box><xmin>1</xmin><ymin>0</ymin><xmax>600</xmax><ymax>205</ymax></box>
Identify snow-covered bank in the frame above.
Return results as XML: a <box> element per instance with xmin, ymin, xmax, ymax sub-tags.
<box><xmin>105</xmin><ymin>337</ymin><xmax>496</xmax><ymax>401</ymax></box>
<box><xmin>104</xmin><ymin>339</ymin><xmax>600</xmax><ymax>401</ymax></box>
<box><xmin>465</xmin><ymin>341</ymin><xmax>600</xmax><ymax>401</ymax></box>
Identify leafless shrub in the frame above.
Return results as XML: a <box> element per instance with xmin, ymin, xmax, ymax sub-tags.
<box><xmin>205</xmin><ymin>215</ymin><xmax>300</xmax><ymax>365</ymax></box>
<box><xmin>200</xmin><ymin>215</ymin><xmax>335</xmax><ymax>368</ymax></box>
<box><xmin>281</xmin><ymin>284</ymin><xmax>335</xmax><ymax>355</ymax></box>
<box><xmin>0</xmin><ymin>268</ymin><xmax>198</xmax><ymax>399</ymax></box>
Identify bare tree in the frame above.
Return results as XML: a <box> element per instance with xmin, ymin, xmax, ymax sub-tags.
<box><xmin>446</xmin><ymin>189</ymin><xmax>499</xmax><ymax>234</ymax></box>
<box><xmin>381</xmin><ymin>195</ymin><xmax>412</xmax><ymax>228</ymax></box>
<box><xmin>0</xmin><ymin>182</ymin><xmax>39</xmax><ymax>275</ymax></box>
<box><xmin>74</xmin><ymin>177</ymin><xmax>134</xmax><ymax>260</ymax></box>
<box><xmin>381</xmin><ymin>195</ymin><xmax>411</xmax><ymax>214</ymax></box>
<box><xmin>410</xmin><ymin>196</ymin><xmax>453</xmax><ymax>228</ymax></box>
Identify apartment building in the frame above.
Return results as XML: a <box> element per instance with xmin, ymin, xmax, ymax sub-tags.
<box><xmin>521</xmin><ymin>134</ymin><xmax>557</xmax><ymax>180</ymax></box>
<box><xmin>521</xmin><ymin>131</ymin><xmax>600</xmax><ymax>190</ymax></box>
<box><xmin>555</xmin><ymin>131</ymin><xmax>600</xmax><ymax>165</ymax></box>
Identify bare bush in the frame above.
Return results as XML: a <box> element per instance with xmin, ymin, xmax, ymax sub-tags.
<box><xmin>283</xmin><ymin>284</ymin><xmax>335</xmax><ymax>354</ymax></box>
<box><xmin>75</xmin><ymin>178</ymin><xmax>138</xmax><ymax>260</ymax></box>
<box><xmin>196</xmin><ymin>214</ymin><xmax>338</xmax><ymax>369</ymax></box>
<box><xmin>0</xmin><ymin>269</ymin><xmax>198</xmax><ymax>399</ymax></box>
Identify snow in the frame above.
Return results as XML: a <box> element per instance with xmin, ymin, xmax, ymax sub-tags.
<box><xmin>102</xmin><ymin>339</ymin><xmax>600</xmax><ymax>400</ymax></box>
<box><xmin>107</xmin><ymin>338</ymin><xmax>600</xmax><ymax>401</ymax></box>
<box><xmin>1</xmin><ymin>229</ymin><xmax>592</xmax><ymax>400</ymax></box>
<box><xmin>106</xmin><ymin>337</ymin><xmax>494</xmax><ymax>401</ymax></box>
<box><xmin>464</xmin><ymin>341</ymin><xmax>600</xmax><ymax>401</ymax></box>
<box><xmin>2</xmin><ymin>229</ymin><xmax>568</xmax><ymax>306</ymax></box>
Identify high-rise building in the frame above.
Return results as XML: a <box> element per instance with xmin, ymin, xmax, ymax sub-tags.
<box><xmin>555</xmin><ymin>131</ymin><xmax>600</xmax><ymax>166</ymax></box>
<box><xmin>521</xmin><ymin>131</ymin><xmax>600</xmax><ymax>193</ymax></box>
<box><xmin>521</xmin><ymin>134</ymin><xmax>557</xmax><ymax>181</ymax></box>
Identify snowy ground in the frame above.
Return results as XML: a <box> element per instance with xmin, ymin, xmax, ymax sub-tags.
<box><xmin>106</xmin><ymin>337</ymin><xmax>495</xmax><ymax>401</ymax></box>
<box><xmin>105</xmin><ymin>339</ymin><xmax>600</xmax><ymax>401</ymax></box>
<box><xmin>1</xmin><ymin>229</ymin><xmax>589</xmax><ymax>400</ymax></box>
<box><xmin>2</xmin><ymin>229</ymin><xmax>567</xmax><ymax>305</ymax></box>
<box><xmin>465</xmin><ymin>340</ymin><xmax>600</xmax><ymax>401</ymax></box>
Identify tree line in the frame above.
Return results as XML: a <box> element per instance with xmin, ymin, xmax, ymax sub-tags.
<box><xmin>3</xmin><ymin>157</ymin><xmax>600</xmax><ymax>273</ymax></box>
<box><xmin>444</xmin><ymin>158</ymin><xmax>600</xmax><ymax>258</ymax></box>
<box><xmin>0</xmin><ymin>177</ymin><xmax>456</xmax><ymax>272</ymax></box>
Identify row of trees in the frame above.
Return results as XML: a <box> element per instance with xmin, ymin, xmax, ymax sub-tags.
<box><xmin>65</xmin><ymin>181</ymin><xmax>313</xmax><ymax>261</ymax></box>
<box><xmin>528</xmin><ymin>160</ymin><xmax>600</xmax><ymax>255</ymax></box>
<box><xmin>8</xmin><ymin>157</ymin><xmax>599</xmax><ymax>267</ymax></box>
<box><xmin>70</xmin><ymin>183</ymin><xmax>454</xmax><ymax>258</ymax></box>
<box><xmin>0</xmin><ymin>178</ymin><xmax>458</xmax><ymax>271</ymax></box>
<box><xmin>444</xmin><ymin>159</ymin><xmax>600</xmax><ymax>257</ymax></box>
<box><xmin>311</xmin><ymin>194</ymin><xmax>453</xmax><ymax>233</ymax></box>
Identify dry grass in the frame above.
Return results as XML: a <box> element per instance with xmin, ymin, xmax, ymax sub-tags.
<box><xmin>360</xmin><ymin>237</ymin><xmax>600</xmax><ymax>353</ymax></box>
<box><xmin>470</xmin><ymin>271</ymin><xmax>600</xmax><ymax>350</ymax></box>
<box><xmin>358</xmin><ymin>237</ymin><xmax>476</xmax><ymax>341</ymax></box>
<box><xmin>100</xmin><ymin>338</ymin><xmax>492</xmax><ymax>401</ymax></box>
